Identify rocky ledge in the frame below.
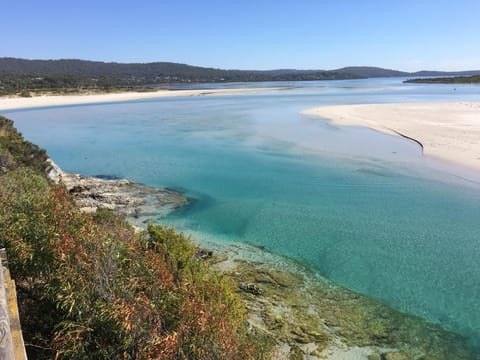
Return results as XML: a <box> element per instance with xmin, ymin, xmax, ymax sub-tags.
<box><xmin>219</xmin><ymin>257</ymin><xmax>474</xmax><ymax>360</ymax></box>
<box><xmin>47</xmin><ymin>160</ymin><xmax>188</xmax><ymax>218</ymax></box>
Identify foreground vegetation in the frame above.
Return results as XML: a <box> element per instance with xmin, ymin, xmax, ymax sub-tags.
<box><xmin>404</xmin><ymin>75</ymin><xmax>480</xmax><ymax>84</ymax></box>
<box><xmin>0</xmin><ymin>115</ymin><xmax>269</xmax><ymax>359</ymax></box>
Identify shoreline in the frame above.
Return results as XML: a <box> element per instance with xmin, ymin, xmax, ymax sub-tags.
<box><xmin>302</xmin><ymin>102</ymin><xmax>480</xmax><ymax>173</ymax></box>
<box><xmin>179</xmin><ymin>229</ymin><xmax>475</xmax><ymax>360</ymax></box>
<box><xmin>47</xmin><ymin>164</ymin><xmax>476</xmax><ymax>359</ymax></box>
<box><xmin>0</xmin><ymin>87</ymin><xmax>282</xmax><ymax>111</ymax></box>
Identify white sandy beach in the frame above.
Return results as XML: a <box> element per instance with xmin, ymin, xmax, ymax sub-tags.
<box><xmin>0</xmin><ymin>87</ymin><xmax>281</xmax><ymax>111</ymax></box>
<box><xmin>302</xmin><ymin>102</ymin><xmax>480</xmax><ymax>171</ymax></box>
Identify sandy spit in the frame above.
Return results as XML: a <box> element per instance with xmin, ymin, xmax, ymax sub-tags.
<box><xmin>0</xmin><ymin>87</ymin><xmax>282</xmax><ymax>111</ymax></box>
<box><xmin>302</xmin><ymin>102</ymin><xmax>480</xmax><ymax>171</ymax></box>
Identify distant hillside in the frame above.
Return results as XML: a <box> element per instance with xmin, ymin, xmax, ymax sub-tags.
<box><xmin>0</xmin><ymin>57</ymin><xmax>207</xmax><ymax>76</ymax></box>
<box><xmin>0</xmin><ymin>58</ymin><xmax>361</xmax><ymax>84</ymax></box>
<box><xmin>1</xmin><ymin>58</ymin><xmax>480</xmax><ymax>96</ymax></box>
<box><xmin>0</xmin><ymin>59</ymin><xmax>415</xmax><ymax>80</ymax></box>
<box><xmin>411</xmin><ymin>70</ymin><xmax>480</xmax><ymax>77</ymax></box>
<box><xmin>333</xmin><ymin>66</ymin><xmax>409</xmax><ymax>78</ymax></box>
<box><xmin>405</xmin><ymin>75</ymin><xmax>480</xmax><ymax>84</ymax></box>
<box><xmin>333</xmin><ymin>66</ymin><xmax>480</xmax><ymax>78</ymax></box>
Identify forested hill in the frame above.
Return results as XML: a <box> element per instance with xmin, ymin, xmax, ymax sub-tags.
<box><xmin>334</xmin><ymin>66</ymin><xmax>480</xmax><ymax>78</ymax></box>
<box><xmin>2</xmin><ymin>58</ymin><xmax>480</xmax><ymax>81</ymax></box>
<box><xmin>404</xmin><ymin>75</ymin><xmax>480</xmax><ymax>84</ymax></box>
<box><xmin>334</xmin><ymin>66</ymin><xmax>409</xmax><ymax>78</ymax></box>
<box><xmin>1</xmin><ymin>58</ymin><xmax>480</xmax><ymax>96</ymax></box>
<box><xmin>0</xmin><ymin>57</ymin><xmax>361</xmax><ymax>83</ymax></box>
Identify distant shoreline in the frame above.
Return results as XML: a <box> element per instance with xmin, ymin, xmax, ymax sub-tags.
<box><xmin>404</xmin><ymin>75</ymin><xmax>480</xmax><ymax>84</ymax></box>
<box><xmin>302</xmin><ymin>102</ymin><xmax>480</xmax><ymax>173</ymax></box>
<box><xmin>0</xmin><ymin>87</ymin><xmax>282</xmax><ymax>111</ymax></box>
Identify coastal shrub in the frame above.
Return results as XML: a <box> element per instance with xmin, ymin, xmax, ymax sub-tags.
<box><xmin>0</xmin><ymin>168</ymin><xmax>56</xmax><ymax>278</ymax></box>
<box><xmin>0</xmin><ymin>169</ymin><xmax>75</xmax><ymax>358</ymax></box>
<box><xmin>0</xmin><ymin>115</ymin><xmax>50</xmax><ymax>174</ymax></box>
<box><xmin>0</xmin><ymin>125</ymin><xmax>270</xmax><ymax>359</ymax></box>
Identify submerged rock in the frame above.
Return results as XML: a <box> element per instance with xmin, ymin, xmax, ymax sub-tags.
<box><xmin>238</xmin><ymin>282</ymin><xmax>262</xmax><ymax>296</ymax></box>
<box><xmin>195</xmin><ymin>248</ymin><xmax>214</xmax><ymax>260</ymax></box>
<box><xmin>219</xmin><ymin>258</ymin><xmax>475</xmax><ymax>360</ymax></box>
<box><xmin>381</xmin><ymin>351</ymin><xmax>411</xmax><ymax>360</ymax></box>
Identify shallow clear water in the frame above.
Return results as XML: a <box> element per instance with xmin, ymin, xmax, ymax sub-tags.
<box><xmin>5</xmin><ymin>78</ymin><xmax>480</xmax><ymax>352</ymax></box>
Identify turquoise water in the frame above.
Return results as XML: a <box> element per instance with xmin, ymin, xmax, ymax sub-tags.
<box><xmin>5</xmin><ymin>78</ymin><xmax>480</xmax><ymax>352</ymax></box>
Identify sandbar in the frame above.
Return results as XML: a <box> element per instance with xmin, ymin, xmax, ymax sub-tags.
<box><xmin>302</xmin><ymin>102</ymin><xmax>480</xmax><ymax>171</ymax></box>
<box><xmin>0</xmin><ymin>87</ymin><xmax>281</xmax><ymax>111</ymax></box>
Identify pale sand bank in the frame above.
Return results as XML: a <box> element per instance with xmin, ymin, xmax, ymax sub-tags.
<box><xmin>302</xmin><ymin>102</ymin><xmax>480</xmax><ymax>171</ymax></box>
<box><xmin>0</xmin><ymin>87</ymin><xmax>281</xmax><ymax>111</ymax></box>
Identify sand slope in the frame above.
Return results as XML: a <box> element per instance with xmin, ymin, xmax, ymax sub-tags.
<box><xmin>302</xmin><ymin>102</ymin><xmax>480</xmax><ymax>171</ymax></box>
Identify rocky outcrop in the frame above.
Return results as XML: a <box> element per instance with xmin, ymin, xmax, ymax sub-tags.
<box><xmin>46</xmin><ymin>159</ymin><xmax>62</xmax><ymax>183</ymax></box>
<box><xmin>47</xmin><ymin>160</ymin><xmax>188</xmax><ymax>219</ymax></box>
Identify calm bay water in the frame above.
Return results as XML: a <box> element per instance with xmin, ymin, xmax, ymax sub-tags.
<box><xmin>5</xmin><ymin>78</ymin><xmax>480</xmax><ymax>352</ymax></box>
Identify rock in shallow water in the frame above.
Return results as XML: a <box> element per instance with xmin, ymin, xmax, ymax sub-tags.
<box><xmin>238</xmin><ymin>282</ymin><xmax>262</xmax><ymax>296</ymax></box>
<box><xmin>48</xmin><ymin>162</ymin><xmax>188</xmax><ymax>218</ymax></box>
<box><xmin>381</xmin><ymin>351</ymin><xmax>411</xmax><ymax>360</ymax></box>
<box><xmin>195</xmin><ymin>248</ymin><xmax>214</xmax><ymax>260</ymax></box>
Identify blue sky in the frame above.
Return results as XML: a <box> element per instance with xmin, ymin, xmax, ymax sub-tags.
<box><xmin>1</xmin><ymin>0</ymin><xmax>479</xmax><ymax>71</ymax></box>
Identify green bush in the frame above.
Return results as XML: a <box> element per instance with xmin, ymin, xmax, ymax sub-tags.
<box><xmin>0</xmin><ymin>116</ymin><xmax>50</xmax><ymax>174</ymax></box>
<box><xmin>0</xmin><ymin>169</ymin><xmax>269</xmax><ymax>359</ymax></box>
